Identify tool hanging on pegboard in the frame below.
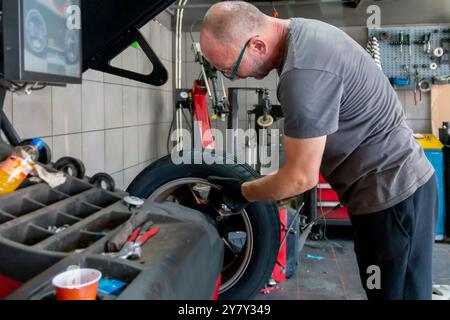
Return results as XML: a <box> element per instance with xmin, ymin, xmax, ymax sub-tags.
<box><xmin>271</xmin><ymin>1</ymin><xmax>279</xmax><ymax>18</ymax></box>
<box><xmin>366</xmin><ymin>36</ymin><xmax>382</xmax><ymax>70</ymax></box>
<box><xmin>368</xmin><ymin>25</ymin><xmax>450</xmax><ymax>89</ymax></box>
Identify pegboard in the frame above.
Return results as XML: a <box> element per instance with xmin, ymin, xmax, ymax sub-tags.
<box><xmin>368</xmin><ymin>25</ymin><xmax>450</xmax><ymax>90</ymax></box>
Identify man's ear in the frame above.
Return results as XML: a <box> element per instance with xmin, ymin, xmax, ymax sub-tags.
<box><xmin>250</xmin><ymin>38</ymin><xmax>267</xmax><ymax>55</ymax></box>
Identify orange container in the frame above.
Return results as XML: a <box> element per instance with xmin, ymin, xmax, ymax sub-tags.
<box><xmin>52</xmin><ymin>268</ymin><xmax>102</xmax><ymax>300</ymax></box>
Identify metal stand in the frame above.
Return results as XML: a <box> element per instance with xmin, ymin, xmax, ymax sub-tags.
<box><xmin>227</xmin><ymin>87</ymin><xmax>284</xmax><ymax>171</ymax></box>
<box><xmin>0</xmin><ymin>88</ymin><xmax>21</xmax><ymax>146</ymax></box>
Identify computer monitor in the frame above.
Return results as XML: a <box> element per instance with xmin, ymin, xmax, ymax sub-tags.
<box><xmin>2</xmin><ymin>0</ymin><xmax>82</xmax><ymax>84</ymax></box>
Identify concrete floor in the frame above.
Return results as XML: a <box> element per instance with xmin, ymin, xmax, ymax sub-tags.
<box><xmin>256</xmin><ymin>226</ymin><xmax>450</xmax><ymax>300</ymax></box>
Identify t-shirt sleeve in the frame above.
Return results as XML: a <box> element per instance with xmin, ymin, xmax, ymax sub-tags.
<box><xmin>277</xmin><ymin>69</ymin><xmax>343</xmax><ymax>139</ymax></box>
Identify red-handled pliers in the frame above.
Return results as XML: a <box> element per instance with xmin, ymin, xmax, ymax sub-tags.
<box><xmin>129</xmin><ymin>221</ymin><xmax>159</xmax><ymax>245</ymax></box>
<box><xmin>128</xmin><ymin>225</ymin><xmax>160</xmax><ymax>260</ymax></box>
<box><xmin>105</xmin><ymin>222</ymin><xmax>159</xmax><ymax>260</ymax></box>
<box><xmin>135</xmin><ymin>226</ymin><xmax>160</xmax><ymax>246</ymax></box>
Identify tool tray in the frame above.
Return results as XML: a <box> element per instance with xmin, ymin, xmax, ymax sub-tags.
<box><xmin>0</xmin><ymin>175</ymin><xmax>224</xmax><ymax>300</ymax></box>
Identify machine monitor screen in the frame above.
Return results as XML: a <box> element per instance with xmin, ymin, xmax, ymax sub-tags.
<box><xmin>2</xmin><ymin>0</ymin><xmax>82</xmax><ymax>84</ymax></box>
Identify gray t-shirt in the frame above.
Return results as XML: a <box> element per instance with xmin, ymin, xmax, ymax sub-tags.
<box><xmin>277</xmin><ymin>18</ymin><xmax>434</xmax><ymax>215</ymax></box>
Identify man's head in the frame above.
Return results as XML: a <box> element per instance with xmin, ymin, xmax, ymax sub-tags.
<box><xmin>200</xmin><ymin>1</ymin><xmax>288</xmax><ymax>80</ymax></box>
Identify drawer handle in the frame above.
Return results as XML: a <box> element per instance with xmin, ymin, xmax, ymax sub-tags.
<box><xmin>318</xmin><ymin>201</ymin><xmax>341</xmax><ymax>207</ymax></box>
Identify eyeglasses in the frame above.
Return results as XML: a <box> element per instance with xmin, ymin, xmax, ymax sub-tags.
<box><xmin>221</xmin><ymin>36</ymin><xmax>258</xmax><ymax>80</ymax></box>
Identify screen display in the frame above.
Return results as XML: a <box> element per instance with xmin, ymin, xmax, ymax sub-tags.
<box><xmin>22</xmin><ymin>0</ymin><xmax>81</xmax><ymax>79</ymax></box>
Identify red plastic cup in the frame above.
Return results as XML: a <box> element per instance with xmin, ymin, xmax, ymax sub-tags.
<box><xmin>52</xmin><ymin>268</ymin><xmax>102</xmax><ymax>300</ymax></box>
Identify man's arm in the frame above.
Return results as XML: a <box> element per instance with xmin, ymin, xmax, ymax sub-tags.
<box><xmin>242</xmin><ymin>135</ymin><xmax>327</xmax><ymax>202</ymax></box>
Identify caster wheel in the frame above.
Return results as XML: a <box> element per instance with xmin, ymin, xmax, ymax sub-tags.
<box><xmin>89</xmin><ymin>173</ymin><xmax>116</xmax><ymax>192</ymax></box>
<box><xmin>19</xmin><ymin>139</ymin><xmax>52</xmax><ymax>164</ymax></box>
<box><xmin>308</xmin><ymin>226</ymin><xmax>324</xmax><ymax>241</ymax></box>
<box><xmin>54</xmin><ymin>157</ymin><xmax>86</xmax><ymax>179</ymax></box>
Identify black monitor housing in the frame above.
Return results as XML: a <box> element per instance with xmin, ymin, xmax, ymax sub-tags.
<box><xmin>0</xmin><ymin>0</ymin><xmax>174</xmax><ymax>148</ymax></box>
<box><xmin>1</xmin><ymin>0</ymin><xmax>82</xmax><ymax>84</ymax></box>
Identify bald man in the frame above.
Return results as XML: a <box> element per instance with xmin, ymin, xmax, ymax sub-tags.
<box><xmin>203</xmin><ymin>2</ymin><xmax>437</xmax><ymax>300</ymax></box>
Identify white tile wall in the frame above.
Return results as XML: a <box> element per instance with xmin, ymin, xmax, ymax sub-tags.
<box><xmin>156</xmin><ymin>123</ymin><xmax>171</xmax><ymax>157</ymax></box>
<box><xmin>3</xmin><ymin>12</ymin><xmax>174</xmax><ymax>191</ymax></box>
<box><xmin>185</xmin><ymin>62</ymin><xmax>201</xmax><ymax>89</ymax></box>
<box><xmin>137</xmin><ymin>49</ymin><xmax>153</xmax><ymax>78</ymax></box>
<box><xmin>13</xmin><ymin>88</ymin><xmax>52</xmax><ymax>139</ymax></box>
<box><xmin>111</xmin><ymin>171</ymin><xmax>125</xmax><ymax>190</ymax></box>
<box><xmin>138</xmin><ymin>125</ymin><xmax>153</xmax><ymax>163</ymax></box>
<box><xmin>122</xmin><ymin>47</ymin><xmax>138</xmax><ymax>87</ymax></box>
<box><xmin>105</xmin><ymin>128</ymin><xmax>124</xmax><ymax>174</ymax></box>
<box><xmin>149</xmin><ymin>20</ymin><xmax>162</xmax><ymax>58</ymax></box>
<box><xmin>138</xmin><ymin>88</ymin><xmax>152</xmax><ymax>125</ymax></box>
<box><xmin>105</xmin><ymin>84</ymin><xmax>124</xmax><ymax>129</ymax></box>
<box><xmin>82</xmin><ymin>131</ymin><xmax>105</xmax><ymax>176</ymax></box>
<box><xmin>82</xmin><ymin>81</ymin><xmax>105</xmax><ymax>131</ymax></box>
<box><xmin>105</xmin><ymin>55</ymin><xmax>123</xmax><ymax>85</ymax></box>
<box><xmin>123</xmin><ymin>86</ymin><xmax>139</xmax><ymax>127</ymax></box>
<box><xmin>124</xmin><ymin>165</ymin><xmax>141</xmax><ymax>189</ymax></box>
<box><xmin>4</xmin><ymin>92</ymin><xmax>13</xmax><ymax>121</ymax></box>
<box><xmin>53</xmin><ymin>134</ymin><xmax>82</xmax><ymax>161</ymax></box>
<box><xmin>52</xmin><ymin>84</ymin><xmax>82</xmax><ymax>135</ymax></box>
<box><xmin>124</xmin><ymin>126</ymin><xmax>139</xmax><ymax>168</ymax></box>
<box><xmin>83</xmin><ymin>69</ymin><xmax>104</xmax><ymax>82</ymax></box>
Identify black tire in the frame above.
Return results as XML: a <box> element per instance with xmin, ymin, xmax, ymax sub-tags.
<box><xmin>89</xmin><ymin>173</ymin><xmax>116</xmax><ymax>192</ymax></box>
<box><xmin>127</xmin><ymin>151</ymin><xmax>280</xmax><ymax>300</ymax></box>
<box><xmin>54</xmin><ymin>157</ymin><xmax>86</xmax><ymax>179</ymax></box>
<box><xmin>309</xmin><ymin>225</ymin><xmax>324</xmax><ymax>241</ymax></box>
<box><xmin>19</xmin><ymin>139</ymin><xmax>52</xmax><ymax>165</ymax></box>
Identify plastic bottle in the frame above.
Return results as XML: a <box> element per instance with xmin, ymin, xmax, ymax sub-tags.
<box><xmin>0</xmin><ymin>138</ymin><xmax>45</xmax><ymax>195</ymax></box>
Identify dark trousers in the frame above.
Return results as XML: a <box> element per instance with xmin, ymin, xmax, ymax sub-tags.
<box><xmin>349</xmin><ymin>174</ymin><xmax>438</xmax><ymax>300</ymax></box>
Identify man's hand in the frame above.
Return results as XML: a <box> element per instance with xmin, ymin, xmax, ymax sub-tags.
<box><xmin>240</xmin><ymin>136</ymin><xmax>326</xmax><ymax>202</ymax></box>
<box><xmin>207</xmin><ymin>176</ymin><xmax>250</xmax><ymax>213</ymax></box>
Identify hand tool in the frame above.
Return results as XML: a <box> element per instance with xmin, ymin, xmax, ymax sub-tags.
<box><xmin>408</xmin><ymin>34</ymin><xmax>412</xmax><ymax>57</ymax></box>
<box><xmin>103</xmin><ymin>222</ymin><xmax>159</xmax><ymax>260</ymax></box>
<box><xmin>400</xmin><ymin>32</ymin><xmax>404</xmax><ymax>54</ymax></box>
<box><xmin>106</xmin><ymin>196</ymin><xmax>144</xmax><ymax>252</ymax></box>
<box><xmin>414</xmin><ymin>69</ymin><xmax>420</xmax><ymax>105</ymax></box>
<box><xmin>129</xmin><ymin>226</ymin><xmax>160</xmax><ymax>260</ymax></box>
<box><xmin>424</xmin><ymin>33</ymin><xmax>432</xmax><ymax>53</ymax></box>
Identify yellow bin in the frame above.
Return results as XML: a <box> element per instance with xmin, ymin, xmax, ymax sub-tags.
<box><xmin>414</xmin><ymin>133</ymin><xmax>445</xmax><ymax>240</ymax></box>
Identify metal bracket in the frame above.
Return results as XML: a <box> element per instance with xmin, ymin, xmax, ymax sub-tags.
<box><xmin>89</xmin><ymin>27</ymin><xmax>168</xmax><ymax>86</ymax></box>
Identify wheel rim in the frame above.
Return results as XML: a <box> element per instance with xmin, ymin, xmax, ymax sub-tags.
<box><xmin>65</xmin><ymin>30</ymin><xmax>80</xmax><ymax>64</ymax></box>
<box><xmin>148</xmin><ymin>178</ymin><xmax>254</xmax><ymax>294</ymax></box>
<box><xmin>25</xmin><ymin>10</ymin><xmax>47</xmax><ymax>54</ymax></box>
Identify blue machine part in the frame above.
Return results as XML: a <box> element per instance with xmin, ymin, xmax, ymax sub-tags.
<box><xmin>98</xmin><ymin>278</ymin><xmax>127</xmax><ymax>296</ymax></box>
<box><xmin>425</xmin><ymin>150</ymin><xmax>446</xmax><ymax>240</ymax></box>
